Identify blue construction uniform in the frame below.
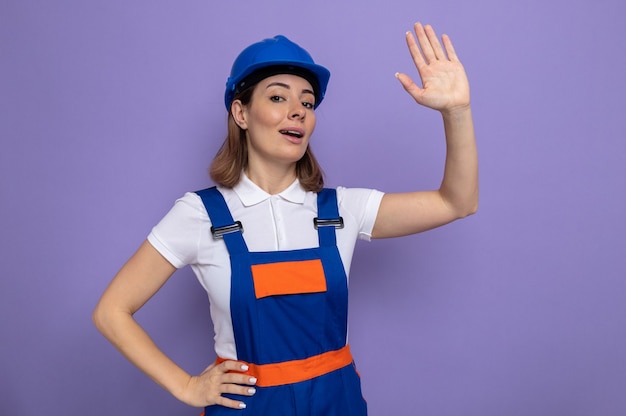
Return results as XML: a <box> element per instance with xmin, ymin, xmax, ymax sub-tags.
<box><xmin>196</xmin><ymin>187</ymin><xmax>367</xmax><ymax>415</ymax></box>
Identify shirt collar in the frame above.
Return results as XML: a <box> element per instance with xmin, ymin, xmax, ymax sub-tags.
<box><xmin>233</xmin><ymin>173</ymin><xmax>307</xmax><ymax>207</ymax></box>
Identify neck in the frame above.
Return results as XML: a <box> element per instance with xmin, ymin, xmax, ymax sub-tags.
<box><xmin>245</xmin><ymin>163</ymin><xmax>297</xmax><ymax>195</ymax></box>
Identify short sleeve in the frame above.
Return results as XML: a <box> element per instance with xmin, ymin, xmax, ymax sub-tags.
<box><xmin>336</xmin><ymin>187</ymin><xmax>384</xmax><ymax>242</ymax></box>
<box><xmin>147</xmin><ymin>192</ymin><xmax>208</xmax><ymax>268</ymax></box>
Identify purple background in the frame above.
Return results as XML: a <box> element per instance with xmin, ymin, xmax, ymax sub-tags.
<box><xmin>2</xmin><ymin>1</ymin><xmax>625</xmax><ymax>415</ymax></box>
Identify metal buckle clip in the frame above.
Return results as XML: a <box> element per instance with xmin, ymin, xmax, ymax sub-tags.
<box><xmin>313</xmin><ymin>217</ymin><xmax>344</xmax><ymax>229</ymax></box>
<box><xmin>211</xmin><ymin>221</ymin><xmax>243</xmax><ymax>238</ymax></box>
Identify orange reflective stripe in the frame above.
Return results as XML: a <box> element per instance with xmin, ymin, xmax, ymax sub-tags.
<box><xmin>251</xmin><ymin>259</ymin><xmax>327</xmax><ymax>299</ymax></box>
<box><xmin>216</xmin><ymin>345</ymin><xmax>353</xmax><ymax>387</ymax></box>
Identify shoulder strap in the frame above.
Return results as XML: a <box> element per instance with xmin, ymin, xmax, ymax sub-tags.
<box><xmin>195</xmin><ymin>187</ymin><xmax>248</xmax><ymax>254</ymax></box>
<box><xmin>315</xmin><ymin>188</ymin><xmax>343</xmax><ymax>247</ymax></box>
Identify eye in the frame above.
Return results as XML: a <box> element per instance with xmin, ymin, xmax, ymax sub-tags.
<box><xmin>302</xmin><ymin>101</ymin><xmax>314</xmax><ymax>109</ymax></box>
<box><xmin>270</xmin><ymin>95</ymin><xmax>284</xmax><ymax>102</ymax></box>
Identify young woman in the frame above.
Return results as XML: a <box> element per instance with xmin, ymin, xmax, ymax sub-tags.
<box><xmin>93</xmin><ymin>22</ymin><xmax>478</xmax><ymax>415</ymax></box>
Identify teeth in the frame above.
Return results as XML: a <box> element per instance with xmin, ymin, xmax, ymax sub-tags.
<box><xmin>281</xmin><ymin>130</ymin><xmax>303</xmax><ymax>138</ymax></box>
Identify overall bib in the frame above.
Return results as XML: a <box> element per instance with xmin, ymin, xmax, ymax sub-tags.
<box><xmin>196</xmin><ymin>187</ymin><xmax>367</xmax><ymax>416</ymax></box>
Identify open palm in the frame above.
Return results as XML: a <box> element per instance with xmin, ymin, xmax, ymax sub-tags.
<box><xmin>396</xmin><ymin>23</ymin><xmax>470</xmax><ymax>114</ymax></box>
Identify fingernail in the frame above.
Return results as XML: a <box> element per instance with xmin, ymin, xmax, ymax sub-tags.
<box><xmin>239</xmin><ymin>403</ymin><xmax>247</xmax><ymax>409</ymax></box>
<box><xmin>395</xmin><ymin>72</ymin><xmax>400</xmax><ymax>78</ymax></box>
<box><xmin>240</xmin><ymin>364</ymin><xmax>249</xmax><ymax>371</ymax></box>
<box><xmin>249</xmin><ymin>377</ymin><xmax>257</xmax><ymax>384</ymax></box>
<box><xmin>248</xmin><ymin>388</ymin><xmax>256</xmax><ymax>394</ymax></box>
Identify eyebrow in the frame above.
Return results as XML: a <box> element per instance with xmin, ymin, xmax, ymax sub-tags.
<box><xmin>265</xmin><ymin>82</ymin><xmax>315</xmax><ymax>96</ymax></box>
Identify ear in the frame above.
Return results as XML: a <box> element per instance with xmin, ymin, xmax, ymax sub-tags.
<box><xmin>231</xmin><ymin>99</ymin><xmax>248</xmax><ymax>130</ymax></box>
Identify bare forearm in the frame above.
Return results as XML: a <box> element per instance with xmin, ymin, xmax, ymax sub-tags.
<box><xmin>439</xmin><ymin>105</ymin><xmax>478</xmax><ymax>217</ymax></box>
<box><xmin>93</xmin><ymin>307</ymin><xmax>191</xmax><ymax>402</ymax></box>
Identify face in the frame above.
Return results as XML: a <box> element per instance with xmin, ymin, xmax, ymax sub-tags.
<box><xmin>231</xmin><ymin>74</ymin><xmax>317</xmax><ymax>170</ymax></box>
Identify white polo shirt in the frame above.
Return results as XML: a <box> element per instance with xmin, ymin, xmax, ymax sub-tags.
<box><xmin>147</xmin><ymin>174</ymin><xmax>384</xmax><ymax>359</ymax></box>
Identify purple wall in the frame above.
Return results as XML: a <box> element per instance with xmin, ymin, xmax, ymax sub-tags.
<box><xmin>2</xmin><ymin>0</ymin><xmax>625</xmax><ymax>415</ymax></box>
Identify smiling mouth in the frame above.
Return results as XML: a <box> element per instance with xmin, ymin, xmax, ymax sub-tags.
<box><xmin>280</xmin><ymin>129</ymin><xmax>304</xmax><ymax>138</ymax></box>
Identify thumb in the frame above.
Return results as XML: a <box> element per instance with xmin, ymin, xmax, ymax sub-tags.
<box><xmin>395</xmin><ymin>72</ymin><xmax>425</xmax><ymax>103</ymax></box>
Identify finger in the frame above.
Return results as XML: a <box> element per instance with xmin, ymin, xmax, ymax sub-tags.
<box><xmin>442</xmin><ymin>34</ymin><xmax>459</xmax><ymax>62</ymax></box>
<box><xmin>395</xmin><ymin>72</ymin><xmax>417</xmax><ymax>91</ymax></box>
<box><xmin>215</xmin><ymin>395</ymin><xmax>249</xmax><ymax>410</ymax></box>
<box><xmin>405</xmin><ymin>29</ymin><xmax>426</xmax><ymax>69</ymax></box>
<box><xmin>220</xmin><ymin>382</ymin><xmax>257</xmax><ymax>397</ymax></box>
<box><xmin>395</xmin><ymin>72</ymin><xmax>425</xmax><ymax>103</ymax></box>
<box><xmin>216</xmin><ymin>361</ymin><xmax>257</xmax><ymax>384</ymax></box>
<box><xmin>423</xmin><ymin>24</ymin><xmax>446</xmax><ymax>61</ymax></box>
<box><xmin>218</xmin><ymin>360</ymin><xmax>250</xmax><ymax>374</ymax></box>
<box><xmin>413</xmin><ymin>22</ymin><xmax>436</xmax><ymax>63</ymax></box>
<box><xmin>222</xmin><ymin>372</ymin><xmax>258</xmax><ymax>386</ymax></box>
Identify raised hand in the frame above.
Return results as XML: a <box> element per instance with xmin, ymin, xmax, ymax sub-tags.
<box><xmin>396</xmin><ymin>22</ymin><xmax>470</xmax><ymax>114</ymax></box>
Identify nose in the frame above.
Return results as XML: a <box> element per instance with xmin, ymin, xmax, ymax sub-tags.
<box><xmin>289</xmin><ymin>104</ymin><xmax>305</xmax><ymax>120</ymax></box>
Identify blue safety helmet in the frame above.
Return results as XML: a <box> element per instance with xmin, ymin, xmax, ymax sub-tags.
<box><xmin>224</xmin><ymin>35</ymin><xmax>330</xmax><ymax>110</ymax></box>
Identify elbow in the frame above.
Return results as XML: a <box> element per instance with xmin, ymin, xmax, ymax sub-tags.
<box><xmin>464</xmin><ymin>200</ymin><xmax>479</xmax><ymax>217</ymax></box>
<box><xmin>454</xmin><ymin>195</ymin><xmax>479</xmax><ymax>219</ymax></box>
<box><xmin>440</xmin><ymin>186</ymin><xmax>478</xmax><ymax>220</ymax></box>
<box><xmin>92</xmin><ymin>302</ymin><xmax>107</xmax><ymax>334</ymax></box>
<box><xmin>454</xmin><ymin>206</ymin><xmax>477</xmax><ymax>220</ymax></box>
<box><xmin>92</xmin><ymin>296</ymin><xmax>136</xmax><ymax>340</ymax></box>
<box><xmin>92</xmin><ymin>299</ymin><xmax>119</xmax><ymax>337</ymax></box>
<box><xmin>461</xmin><ymin>189</ymin><xmax>479</xmax><ymax>217</ymax></box>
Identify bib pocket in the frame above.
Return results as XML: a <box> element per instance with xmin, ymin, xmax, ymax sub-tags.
<box><xmin>251</xmin><ymin>259</ymin><xmax>327</xmax><ymax>299</ymax></box>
